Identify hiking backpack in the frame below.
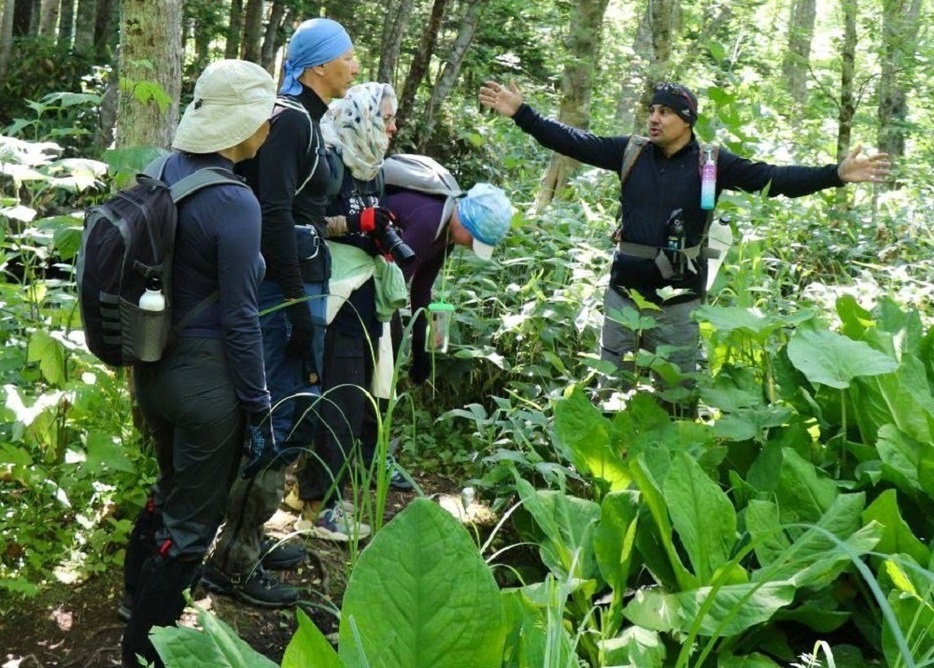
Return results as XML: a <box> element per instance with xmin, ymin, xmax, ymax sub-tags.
<box><xmin>613</xmin><ymin>136</ymin><xmax>724</xmax><ymax>280</ymax></box>
<box><xmin>382</xmin><ymin>154</ymin><xmax>464</xmax><ymax>240</ymax></box>
<box><xmin>76</xmin><ymin>155</ymin><xmax>246</xmax><ymax>366</ymax></box>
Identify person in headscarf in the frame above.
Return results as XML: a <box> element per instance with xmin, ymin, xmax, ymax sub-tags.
<box><xmin>203</xmin><ymin>18</ymin><xmax>370</xmax><ymax>609</ymax></box>
<box><xmin>292</xmin><ymin>82</ymin><xmax>405</xmax><ymax>540</ymax></box>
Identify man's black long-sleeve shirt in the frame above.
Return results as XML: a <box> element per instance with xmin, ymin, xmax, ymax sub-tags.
<box><xmin>237</xmin><ymin>86</ymin><xmax>340</xmax><ymax>300</ymax></box>
<box><xmin>512</xmin><ymin>103</ymin><xmax>844</xmax><ymax>299</ymax></box>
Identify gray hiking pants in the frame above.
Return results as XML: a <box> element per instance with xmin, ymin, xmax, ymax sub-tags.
<box><xmin>600</xmin><ymin>287</ymin><xmax>700</xmax><ymax>384</ymax></box>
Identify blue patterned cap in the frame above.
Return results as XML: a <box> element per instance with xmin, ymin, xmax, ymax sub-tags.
<box><xmin>457</xmin><ymin>183</ymin><xmax>512</xmax><ymax>260</ymax></box>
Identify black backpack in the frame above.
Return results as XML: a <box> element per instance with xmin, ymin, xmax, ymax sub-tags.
<box><xmin>76</xmin><ymin>155</ymin><xmax>246</xmax><ymax>366</ymax></box>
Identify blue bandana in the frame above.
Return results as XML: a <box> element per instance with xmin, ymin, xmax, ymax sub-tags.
<box><xmin>279</xmin><ymin>19</ymin><xmax>353</xmax><ymax>96</ymax></box>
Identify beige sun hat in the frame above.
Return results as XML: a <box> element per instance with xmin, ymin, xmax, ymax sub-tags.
<box><xmin>173</xmin><ymin>59</ymin><xmax>276</xmax><ymax>154</ymax></box>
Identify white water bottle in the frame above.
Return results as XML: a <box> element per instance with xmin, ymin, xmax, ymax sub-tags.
<box><xmin>700</xmin><ymin>146</ymin><xmax>716</xmax><ymax>210</ymax></box>
<box><xmin>139</xmin><ymin>280</ymin><xmax>166</xmax><ymax>312</ymax></box>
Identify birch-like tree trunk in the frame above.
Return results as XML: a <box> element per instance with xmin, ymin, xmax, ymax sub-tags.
<box><xmin>533</xmin><ymin>0</ymin><xmax>611</xmax><ymax>211</ymax></box>
<box><xmin>418</xmin><ymin>0</ymin><xmax>488</xmax><ymax>150</ymax></box>
<box><xmin>37</xmin><ymin>0</ymin><xmax>58</xmax><ymax>38</ymax></box>
<box><xmin>781</xmin><ymin>0</ymin><xmax>816</xmax><ymax>107</ymax></box>
<box><xmin>116</xmin><ymin>0</ymin><xmax>182</xmax><ymax>149</ymax></box>
<box><xmin>377</xmin><ymin>0</ymin><xmax>415</xmax><ymax>86</ymax></box>
<box><xmin>73</xmin><ymin>0</ymin><xmax>95</xmax><ymax>52</ymax></box>
<box><xmin>877</xmin><ymin>0</ymin><xmax>921</xmax><ymax>184</ymax></box>
<box><xmin>396</xmin><ymin>0</ymin><xmax>448</xmax><ymax>135</ymax></box>
<box><xmin>240</xmin><ymin>0</ymin><xmax>262</xmax><ymax>63</ymax></box>
<box><xmin>0</xmin><ymin>0</ymin><xmax>16</xmax><ymax>82</ymax></box>
<box><xmin>837</xmin><ymin>0</ymin><xmax>857</xmax><ymax>162</ymax></box>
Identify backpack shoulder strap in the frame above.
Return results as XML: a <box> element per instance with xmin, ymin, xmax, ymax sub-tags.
<box><xmin>620</xmin><ymin>135</ymin><xmax>649</xmax><ymax>186</ymax></box>
<box><xmin>141</xmin><ymin>154</ymin><xmax>172</xmax><ymax>180</ymax></box>
<box><xmin>168</xmin><ymin>167</ymin><xmax>246</xmax><ymax>203</ymax></box>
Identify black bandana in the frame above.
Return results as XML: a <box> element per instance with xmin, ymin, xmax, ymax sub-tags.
<box><xmin>651</xmin><ymin>82</ymin><xmax>698</xmax><ymax>126</ymax></box>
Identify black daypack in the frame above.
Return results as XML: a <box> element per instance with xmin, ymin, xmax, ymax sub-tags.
<box><xmin>76</xmin><ymin>155</ymin><xmax>246</xmax><ymax>366</ymax></box>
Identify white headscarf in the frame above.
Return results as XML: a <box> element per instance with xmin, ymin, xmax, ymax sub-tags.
<box><xmin>321</xmin><ymin>82</ymin><xmax>397</xmax><ymax>181</ymax></box>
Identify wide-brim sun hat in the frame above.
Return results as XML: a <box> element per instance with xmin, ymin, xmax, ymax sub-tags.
<box><xmin>457</xmin><ymin>183</ymin><xmax>513</xmax><ymax>261</ymax></box>
<box><xmin>173</xmin><ymin>59</ymin><xmax>276</xmax><ymax>154</ymax></box>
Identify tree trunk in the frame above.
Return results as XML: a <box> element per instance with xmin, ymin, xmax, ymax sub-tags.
<box><xmin>37</xmin><ymin>0</ymin><xmax>58</xmax><ymax>38</ymax></box>
<box><xmin>781</xmin><ymin>0</ymin><xmax>816</xmax><ymax>108</ymax></box>
<box><xmin>57</xmin><ymin>0</ymin><xmax>73</xmax><ymax>46</ymax></box>
<box><xmin>617</xmin><ymin>0</ymin><xmax>679</xmax><ymax>134</ymax></box>
<box><xmin>116</xmin><ymin>0</ymin><xmax>182</xmax><ymax>150</ymax></box>
<box><xmin>877</xmin><ymin>0</ymin><xmax>921</xmax><ymax>186</ymax></box>
<box><xmin>12</xmin><ymin>0</ymin><xmax>33</xmax><ymax>37</ymax></box>
<box><xmin>396</xmin><ymin>0</ymin><xmax>448</xmax><ymax>135</ymax></box>
<box><xmin>0</xmin><ymin>0</ymin><xmax>16</xmax><ymax>82</ymax></box>
<box><xmin>240</xmin><ymin>0</ymin><xmax>262</xmax><ymax>62</ymax></box>
<box><xmin>418</xmin><ymin>0</ymin><xmax>488</xmax><ymax>150</ymax></box>
<box><xmin>836</xmin><ymin>0</ymin><xmax>857</xmax><ymax>163</ymax></box>
<box><xmin>260</xmin><ymin>0</ymin><xmax>286</xmax><ymax>74</ymax></box>
<box><xmin>533</xmin><ymin>0</ymin><xmax>611</xmax><ymax>211</ymax></box>
<box><xmin>92</xmin><ymin>0</ymin><xmax>115</xmax><ymax>58</ymax></box>
<box><xmin>73</xmin><ymin>0</ymin><xmax>95</xmax><ymax>52</ymax></box>
<box><xmin>377</xmin><ymin>0</ymin><xmax>415</xmax><ymax>86</ymax></box>
<box><xmin>224</xmin><ymin>0</ymin><xmax>242</xmax><ymax>59</ymax></box>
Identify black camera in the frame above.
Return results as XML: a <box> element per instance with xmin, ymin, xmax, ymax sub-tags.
<box><xmin>375</xmin><ymin>223</ymin><xmax>416</xmax><ymax>266</ymax></box>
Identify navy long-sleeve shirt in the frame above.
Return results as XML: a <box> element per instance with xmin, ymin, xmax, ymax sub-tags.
<box><xmin>512</xmin><ymin>103</ymin><xmax>844</xmax><ymax>299</ymax></box>
<box><xmin>163</xmin><ymin>152</ymin><xmax>269</xmax><ymax>412</ymax></box>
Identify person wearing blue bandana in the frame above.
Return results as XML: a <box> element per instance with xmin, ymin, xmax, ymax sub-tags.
<box><xmin>203</xmin><ymin>18</ymin><xmax>360</xmax><ymax>609</ymax></box>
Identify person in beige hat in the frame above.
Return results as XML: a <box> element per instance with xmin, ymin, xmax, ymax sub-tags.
<box><xmin>120</xmin><ymin>59</ymin><xmax>277</xmax><ymax>668</ymax></box>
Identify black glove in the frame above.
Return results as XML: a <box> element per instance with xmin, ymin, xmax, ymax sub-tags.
<box><xmin>346</xmin><ymin>206</ymin><xmax>395</xmax><ymax>234</ymax></box>
<box><xmin>242</xmin><ymin>409</ymin><xmax>277</xmax><ymax>478</ymax></box>
<box><xmin>409</xmin><ymin>347</ymin><xmax>432</xmax><ymax>385</ymax></box>
<box><xmin>284</xmin><ymin>298</ymin><xmax>314</xmax><ymax>358</ymax></box>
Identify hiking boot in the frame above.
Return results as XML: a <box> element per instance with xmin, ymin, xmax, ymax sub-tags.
<box><xmin>386</xmin><ymin>455</ymin><xmax>414</xmax><ymax>491</ymax></box>
<box><xmin>116</xmin><ymin>592</ymin><xmax>133</xmax><ymax>623</ymax></box>
<box><xmin>200</xmin><ymin>562</ymin><xmax>300</xmax><ymax>608</ymax></box>
<box><xmin>308</xmin><ymin>505</ymin><xmax>371</xmax><ymax>542</ymax></box>
<box><xmin>260</xmin><ymin>536</ymin><xmax>306</xmax><ymax>570</ymax></box>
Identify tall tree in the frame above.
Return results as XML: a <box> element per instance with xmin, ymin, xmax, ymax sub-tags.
<box><xmin>240</xmin><ymin>0</ymin><xmax>263</xmax><ymax>63</ymax></box>
<box><xmin>617</xmin><ymin>0</ymin><xmax>680</xmax><ymax>134</ymax></box>
<box><xmin>260</xmin><ymin>0</ymin><xmax>288</xmax><ymax>74</ymax></box>
<box><xmin>533</xmin><ymin>0</ymin><xmax>611</xmax><ymax>211</ymax></box>
<box><xmin>377</xmin><ymin>0</ymin><xmax>415</xmax><ymax>86</ymax></box>
<box><xmin>396</xmin><ymin>0</ymin><xmax>448</xmax><ymax>136</ymax></box>
<box><xmin>115</xmin><ymin>0</ymin><xmax>182</xmax><ymax>149</ymax></box>
<box><xmin>0</xmin><ymin>0</ymin><xmax>15</xmax><ymax>82</ymax></box>
<box><xmin>224</xmin><ymin>0</ymin><xmax>242</xmax><ymax>59</ymax></box>
<box><xmin>418</xmin><ymin>0</ymin><xmax>489</xmax><ymax>149</ymax></box>
<box><xmin>877</xmin><ymin>0</ymin><xmax>922</xmax><ymax>179</ymax></box>
<box><xmin>92</xmin><ymin>0</ymin><xmax>115</xmax><ymax>58</ymax></box>
<box><xmin>73</xmin><ymin>0</ymin><xmax>95</xmax><ymax>52</ymax></box>
<box><xmin>58</xmin><ymin>0</ymin><xmax>73</xmax><ymax>46</ymax></box>
<box><xmin>11</xmin><ymin>0</ymin><xmax>33</xmax><ymax>36</ymax></box>
<box><xmin>837</xmin><ymin>0</ymin><xmax>857</xmax><ymax>163</ymax></box>
<box><xmin>37</xmin><ymin>0</ymin><xmax>58</xmax><ymax>38</ymax></box>
<box><xmin>781</xmin><ymin>0</ymin><xmax>817</xmax><ymax>107</ymax></box>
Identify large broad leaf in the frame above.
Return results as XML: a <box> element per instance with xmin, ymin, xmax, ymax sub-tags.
<box><xmin>747</xmin><ymin>493</ymin><xmax>880</xmax><ymax>590</ymax></box>
<box><xmin>862</xmin><ymin>489</ymin><xmax>932</xmax><ymax>566</ymax></box>
<box><xmin>717</xmin><ymin>652</ymin><xmax>782</xmax><ymax>667</ymax></box>
<box><xmin>514</xmin><ymin>476</ymin><xmax>601</xmax><ymax>581</ymax></box>
<box><xmin>876</xmin><ymin>424</ymin><xmax>927</xmax><ymax>496</ymax></box>
<box><xmin>501</xmin><ymin>585</ymin><xmax>578</xmax><ymax>668</ymax></box>
<box><xmin>882</xmin><ymin>590</ymin><xmax>934</xmax><ymax>668</ymax></box>
<box><xmin>151</xmin><ymin>607</ymin><xmax>277</xmax><ymax>667</ymax></box>
<box><xmin>282</xmin><ymin>609</ymin><xmax>343</xmax><ymax>668</ymax></box>
<box><xmin>593</xmin><ymin>490</ymin><xmax>640</xmax><ymax>635</ymax></box>
<box><xmin>339</xmin><ymin>498</ymin><xmax>505</xmax><ymax>668</ymax></box>
<box><xmin>663</xmin><ymin>452</ymin><xmax>737</xmax><ymax>584</ymax></box>
<box><xmin>599</xmin><ymin>626</ymin><xmax>666</xmax><ymax>668</ymax></box>
<box><xmin>27</xmin><ymin>330</ymin><xmax>66</xmax><ymax>386</ymax></box>
<box><xmin>787</xmin><ymin>328</ymin><xmax>898</xmax><ymax>389</ymax></box>
<box><xmin>623</xmin><ymin>581</ymin><xmax>795</xmax><ymax>637</ymax></box>
<box><xmin>774</xmin><ymin>448</ymin><xmax>837</xmax><ymax>524</ymax></box>
<box><xmin>553</xmin><ymin>386</ymin><xmax>630</xmax><ymax>491</ymax></box>
<box><xmin>853</xmin><ymin>355</ymin><xmax>934</xmax><ymax>445</ymax></box>
<box><xmin>630</xmin><ymin>455</ymin><xmax>698</xmax><ymax>591</ymax></box>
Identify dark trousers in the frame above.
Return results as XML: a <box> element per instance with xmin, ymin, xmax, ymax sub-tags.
<box><xmin>296</xmin><ymin>327</ymin><xmax>377</xmax><ymax>504</ymax></box>
<box><xmin>123</xmin><ymin>338</ymin><xmax>242</xmax><ymax>665</ymax></box>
